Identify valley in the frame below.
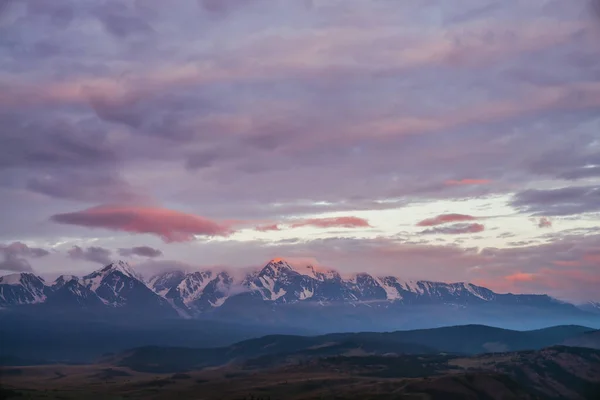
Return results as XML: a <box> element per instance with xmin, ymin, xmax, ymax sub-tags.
<box><xmin>2</xmin><ymin>344</ymin><xmax>600</xmax><ymax>399</ymax></box>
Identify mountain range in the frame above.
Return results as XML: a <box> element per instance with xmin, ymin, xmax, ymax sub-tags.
<box><xmin>112</xmin><ymin>324</ymin><xmax>597</xmax><ymax>373</ymax></box>
<box><xmin>1</xmin><ymin>259</ymin><xmax>599</xmax><ymax>331</ymax></box>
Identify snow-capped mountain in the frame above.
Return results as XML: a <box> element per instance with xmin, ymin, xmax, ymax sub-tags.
<box><xmin>148</xmin><ymin>270</ymin><xmax>187</xmax><ymax>297</ymax></box>
<box><xmin>51</xmin><ymin>275</ymin><xmax>78</xmax><ymax>291</ymax></box>
<box><xmin>146</xmin><ymin>259</ymin><xmax>565</xmax><ymax>316</ymax></box>
<box><xmin>0</xmin><ymin>273</ymin><xmax>48</xmax><ymax>307</ymax></box>
<box><xmin>45</xmin><ymin>278</ymin><xmax>104</xmax><ymax>308</ymax></box>
<box><xmin>80</xmin><ymin>260</ymin><xmax>146</xmax><ymax>306</ymax></box>
<box><xmin>0</xmin><ymin>259</ymin><xmax>589</xmax><ymax>325</ymax></box>
<box><xmin>0</xmin><ymin>261</ymin><xmax>176</xmax><ymax>317</ymax></box>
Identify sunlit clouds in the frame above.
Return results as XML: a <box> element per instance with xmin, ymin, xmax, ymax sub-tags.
<box><xmin>51</xmin><ymin>205</ymin><xmax>234</xmax><ymax>242</ymax></box>
<box><xmin>0</xmin><ymin>0</ymin><xmax>599</xmax><ymax>302</ymax></box>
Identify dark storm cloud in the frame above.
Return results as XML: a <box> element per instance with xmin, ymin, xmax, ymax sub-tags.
<box><xmin>118</xmin><ymin>246</ymin><xmax>163</xmax><ymax>258</ymax></box>
<box><xmin>67</xmin><ymin>245</ymin><xmax>112</xmax><ymax>265</ymax></box>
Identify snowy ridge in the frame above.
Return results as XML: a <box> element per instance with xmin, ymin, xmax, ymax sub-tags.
<box><xmin>0</xmin><ymin>261</ymin><xmax>174</xmax><ymax>315</ymax></box>
<box><xmin>0</xmin><ymin>258</ymin><xmax>571</xmax><ymax>316</ymax></box>
<box><xmin>171</xmin><ymin>271</ymin><xmax>214</xmax><ymax>306</ymax></box>
<box><xmin>0</xmin><ymin>273</ymin><xmax>48</xmax><ymax>306</ymax></box>
<box><xmin>0</xmin><ymin>274</ymin><xmax>29</xmax><ymax>285</ymax></box>
<box><xmin>374</xmin><ymin>276</ymin><xmax>403</xmax><ymax>300</ymax></box>
<box><xmin>148</xmin><ymin>270</ymin><xmax>186</xmax><ymax>297</ymax></box>
<box><xmin>462</xmin><ymin>282</ymin><xmax>494</xmax><ymax>301</ymax></box>
<box><xmin>51</xmin><ymin>275</ymin><xmax>79</xmax><ymax>290</ymax></box>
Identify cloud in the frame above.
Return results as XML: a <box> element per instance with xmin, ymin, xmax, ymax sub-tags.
<box><xmin>417</xmin><ymin>214</ymin><xmax>478</xmax><ymax>227</ymax></box>
<box><xmin>0</xmin><ymin>242</ymin><xmax>50</xmax><ymax>272</ymax></box>
<box><xmin>444</xmin><ymin>179</ymin><xmax>491</xmax><ymax>186</ymax></box>
<box><xmin>528</xmin><ymin>147</ymin><xmax>600</xmax><ymax>181</ymax></box>
<box><xmin>93</xmin><ymin>5</ymin><xmax>154</xmax><ymax>38</ymax></box>
<box><xmin>198</xmin><ymin>0</ymin><xmax>257</xmax><ymax>14</ymax></box>
<box><xmin>290</xmin><ymin>216</ymin><xmax>371</xmax><ymax>229</ymax></box>
<box><xmin>0</xmin><ymin>258</ymin><xmax>33</xmax><ymax>273</ymax></box>
<box><xmin>133</xmin><ymin>259</ymin><xmax>195</xmax><ymax>278</ymax></box>
<box><xmin>537</xmin><ymin>217</ymin><xmax>553</xmax><ymax>228</ymax></box>
<box><xmin>185</xmin><ymin>149</ymin><xmax>223</xmax><ymax>170</ymax></box>
<box><xmin>505</xmin><ymin>272</ymin><xmax>536</xmax><ymax>283</ymax></box>
<box><xmin>0</xmin><ymin>113</ymin><xmax>118</xmax><ymax>170</ymax></box>
<box><xmin>80</xmin><ymin>232</ymin><xmax>600</xmax><ymax>302</ymax></box>
<box><xmin>26</xmin><ymin>170</ymin><xmax>144</xmax><ymax>203</ymax></box>
<box><xmin>420</xmin><ymin>223</ymin><xmax>485</xmax><ymax>235</ymax></box>
<box><xmin>50</xmin><ymin>205</ymin><xmax>234</xmax><ymax>242</ymax></box>
<box><xmin>0</xmin><ymin>242</ymin><xmax>50</xmax><ymax>258</ymax></box>
<box><xmin>471</xmin><ymin>234</ymin><xmax>600</xmax><ymax>301</ymax></box>
<box><xmin>0</xmin><ymin>0</ymin><xmax>599</xmax><ymax>304</ymax></box>
<box><xmin>255</xmin><ymin>224</ymin><xmax>280</xmax><ymax>232</ymax></box>
<box><xmin>512</xmin><ymin>185</ymin><xmax>600</xmax><ymax>216</ymax></box>
<box><xmin>118</xmin><ymin>246</ymin><xmax>163</xmax><ymax>258</ymax></box>
<box><xmin>68</xmin><ymin>245</ymin><xmax>112</xmax><ymax>265</ymax></box>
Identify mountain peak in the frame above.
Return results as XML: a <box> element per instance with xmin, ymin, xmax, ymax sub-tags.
<box><xmin>262</xmin><ymin>258</ymin><xmax>297</xmax><ymax>274</ymax></box>
<box><xmin>267</xmin><ymin>257</ymin><xmax>291</xmax><ymax>266</ymax></box>
<box><xmin>99</xmin><ymin>260</ymin><xmax>143</xmax><ymax>281</ymax></box>
<box><xmin>51</xmin><ymin>275</ymin><xmax>79</xmax><ymax>290</ymax></box>
<box><xmin>0</xmin><ymin>273</ymin><xmax>27</xmax><ymax>285</ymax></box>
<box><xmin>261</xmin><ymin>259</ymin><xmax>340</xmax><ymax>281</ymax></box>
<box><xmin>0</xmin><ymin>272</ymin><xmax>43</xmax><ymax>286</ymax></box>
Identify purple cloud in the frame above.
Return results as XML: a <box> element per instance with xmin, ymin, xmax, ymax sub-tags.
<box><xmin>118</xmin><ymin>246</ymin><xmax>163</xmax><ymax>258</ymax></box>
<box><xmin>0</xmin><ymin>242</ymin><xmax>50</xmax><ymax>272</ymax></box>
<box><xmin>50</xmin><ymin>205</ymin><xmax>235</xmax><ymax>243</ymax></box>
<box><xmin>420</xmin><ymin>223</ymin><xmax>486</xmax><ymax>235</ymax></box>
<box><xmin>417</xmin><ymin>214</ymin><xmax>478</xmax><ymax>227</ymax></box>
<box><xmin>0</xmin><ymin>0</ymin><xmax>599</xmax><ymax>301</ymax></box>
<box><xmin>67</xmin><ymin>245</ymin><xmax>112</xmax><ymax>265</ymax></box>
<box><xmin>512</xmin><ymin>186</ymin><xmax>600</xmax><ymax>216</ymax></box>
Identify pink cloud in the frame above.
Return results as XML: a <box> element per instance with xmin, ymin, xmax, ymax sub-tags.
<box><xmin>537</xmin><ymin>217</ymin><xmax>552</xmax><ymax>228</ymax></box>
<box><xmin>291</xmin><ymin>216</ymin><xmax>371</xmax><ymax>229</ymax></box>
<box><xmin>417</xmin><ymin>213</ymin><xmax>477</xmax><ymax>227</ymax></box>
<box><xmin>552</xmin><ymin>260</ymin><xmax>581</xmax><ymax>267</ymax></box>
<box><xmin>505</xmin><ymin>272</ymin><xmax>536</xmax><ymax>283</ymax></box>
<box><xmin>444</xmin><ymin>179</ymin><xmax>491</xmax><ymax>186</ymax></box>
<box><xmin>552</xmin><ymin>251</ymin><xmax>600</xmax><ymax>268</ymax></box>
<box><xmin>255</xmin><ymin>224</ymin><xmax>281</xmax><ymax>232</ymax></box>
<box><xmin>50</xmin><ymin>204</ymin><xmax>233</xmax><ymax>243</ymax></box>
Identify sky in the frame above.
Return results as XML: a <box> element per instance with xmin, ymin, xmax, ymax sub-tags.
<box><xmin>1</xmin><ymin>0</ymin><xmax>599</xmax><ymax>303</ymax></box>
